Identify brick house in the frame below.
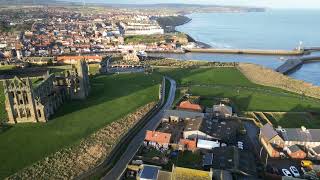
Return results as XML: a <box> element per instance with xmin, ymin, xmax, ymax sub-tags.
<box><xmin>145</xmin><ymin>130</ymin><xmax>171</xmax><ymax>148</ymax></box>
<box><xmin>177</xmin><ymin>101</ymin><xmax>202</xmax><ymax>112</ymax></box>
<box><xmin>178</xmin><ymin>138</ymin><xmax>197</xmax><ymax>152</ymax></box>
<box><xmin>259</xmin><ymin>124</ymin><xmax>284</xmax><ymax>158</ymax></box>
<box><xmin>284</xmin><ymin>145</ymin><xmax>307</xmax><ymax>159</ymax></box>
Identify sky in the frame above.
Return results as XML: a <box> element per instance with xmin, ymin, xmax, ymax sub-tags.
<box><xmin>76</xmin><ymin>0</ymin><xmax>320</xmax><ymax>9</ymax></box>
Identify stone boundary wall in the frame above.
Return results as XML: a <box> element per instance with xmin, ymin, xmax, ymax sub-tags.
<box><xmin>147</xmin><ymin>59</ymin><xmax>238</xmax><ymax>68</ymax></box>
<box><xmin>7</xmin><ymin>102</ymin><xmax>156</xmax><ymax>180</ymax></box>
<box><xmin>237</xmin><ymin>63</ymin><xmax>320</xmax><ymax>99</ymax></box>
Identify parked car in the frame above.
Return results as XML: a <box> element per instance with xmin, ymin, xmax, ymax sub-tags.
<box><xmin>131</xmin><ymin>160</ymin><xmax>143</xmax><ymax>165</ymax></box>
<box><xmin>289</xmin><ymin>166</ymin><xmax>300</xmax><ymax>177</ymax></box>
<box><xmin>282</xmin><ymin>169</ymin><xmax>293</xmax><ymax>177</ymax></box>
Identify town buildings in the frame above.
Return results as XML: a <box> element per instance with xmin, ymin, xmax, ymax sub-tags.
<box><xmin>259</xmin><ymin>124</ymin><xmax>320</xmax><ymax>159</ymax></box>
<box><xmin>133</xmin><ymin>98</ymin><xmax>257</xmax><ymax>180</ymax></box>
<box><xmin>119</xmin><ymin>20</ymin><xmax>164</xmax><ymax>36</ymax></box>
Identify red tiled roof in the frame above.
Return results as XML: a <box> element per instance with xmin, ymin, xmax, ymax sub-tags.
<box><xmin>177</xmin><ymin>101</ymin><xmax>202</xmax><ymax>112</ymax></box>
<box><xmin>145</xmin><ymin>130</ymin><xmax>171</xmax><ymax>145</ymax></box>
<box><xmin>179</xmin><ymin>139</ymin><xmax>197</xmax><ymax>150</ymax></box>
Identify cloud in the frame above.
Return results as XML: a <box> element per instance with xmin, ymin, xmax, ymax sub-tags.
<box><xmin>73</xmin><ymin>0</ymin><xmax>320</xmax><ymax>9</ymax></box>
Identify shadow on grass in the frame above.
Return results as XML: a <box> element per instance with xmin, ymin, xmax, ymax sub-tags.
<box><xmin>230</xmin><ymin>94</ymin><xmax>253</xmax><ymax>113</ymax></box>
<box><xmin>276</xmin><ymin>104</ymin><xmax>320</xmax><ymax>128</ymax></box>
<box><xmin>0</xmin><ymin>123</ymin><xmax>12</xmax><ymax>133</ymax></box>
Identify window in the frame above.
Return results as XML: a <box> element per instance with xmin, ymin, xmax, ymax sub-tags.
<box><xmin>38</xmin><ymin>110</ymin><xmax>42</xmax><ymax>118</ymax></box>
<box><xmin>27</xmin><ymin>109</ymin><xmax>31</xmax><ymax>117</ymax></box>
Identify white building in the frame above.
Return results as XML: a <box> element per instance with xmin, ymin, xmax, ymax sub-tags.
<box><xmin>197</xmin><ymin>139</ymin><xmax>220</xmax><ymax>150</ymax></box>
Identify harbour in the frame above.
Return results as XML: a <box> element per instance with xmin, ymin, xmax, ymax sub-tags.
<box><xmin>171</xmin><ymin>10</ymin><xmax>320</xmax><ymax>86</ymax></box>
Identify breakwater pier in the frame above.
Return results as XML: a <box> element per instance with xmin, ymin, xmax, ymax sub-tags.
<box><xmin>276</xmin><ymin>56</ymin><xmax>320</xmax><ymax>74</ymax></box>
<box><xmin>184</xmin><ymin>48</ymin><xmax>307</xmax><ymax>56</ymax></box>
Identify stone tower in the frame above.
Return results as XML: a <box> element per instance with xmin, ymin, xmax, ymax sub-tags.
<box><xmin>69</xmin><ymin>59</ymin><xmax>90</xmax><ymax>100</ymax></box>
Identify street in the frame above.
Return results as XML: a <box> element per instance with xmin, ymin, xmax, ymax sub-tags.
<box><xmin>102</xmin><ymin>77</ymin><xmax>176</xmax><ymax>180</ymax></box>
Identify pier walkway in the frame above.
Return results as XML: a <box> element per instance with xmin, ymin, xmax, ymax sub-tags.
<box><xmin>185</xmin><ymin>48</ymin><xmax>306</xmax><ymax>55</ymax></box>
<box><xmin>276</xmin><ymin>56</ymin><xmax>320</xmax><ymax>74</ymax></box>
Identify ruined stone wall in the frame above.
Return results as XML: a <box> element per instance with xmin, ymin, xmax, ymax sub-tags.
<box><xmin>3</xmin><ymin>60</ymin><xmax>91</xmax><ymax>124</ymax></box>
<box><xmin>3</xmin><ymin>77</ymin><xmax>38</xmax><ymax>123</ymax></box>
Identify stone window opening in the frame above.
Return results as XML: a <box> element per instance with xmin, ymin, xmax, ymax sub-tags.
<box><xmin>19</xmin><ymin>108</ymin><xmax>26</xmax><ymax>118</ymax></box>
<box><xmin>27</xmin><ymin>109</ymin><xmax>31</xmax><ymax>117</ymax></box>
<box><xmin>38</xmin><ymin>110</ymin><xmax>42</xmax><ymax>118</ymax></box>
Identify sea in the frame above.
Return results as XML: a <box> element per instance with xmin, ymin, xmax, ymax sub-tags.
<box><xmin>152</xmin><ymin>10</ymin><xmax>320</xmax><ymax>86</ymax></box>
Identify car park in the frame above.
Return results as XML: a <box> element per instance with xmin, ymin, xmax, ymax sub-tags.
<box><xmin>282</xmin><ymin>169</ymin><xmax>293</xmax><ymax>177</ymax></box>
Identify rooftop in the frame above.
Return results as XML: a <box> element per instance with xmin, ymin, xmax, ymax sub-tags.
<box><xmin>172</xmin><ymin>166</ymin><xmax>212</xmax><ymax>180</ymax></box>
<box><xmin>163</xmin><ymin>110</ymin><xmax>205</xmax><ymax>120</ymax></box>
<box><xmin>145</xmin><ymin>130</ymin><xmax>171</xmax><ymax>145</ymax></box>
<box><xmin>139</xmin><ymin>164</ymin><xmax>160</xmax><ymax>180</ymax></box>
<box><xmin>177</xmin><ymin>101</ymin><xmax>202</xmax><ymax>112</ymax></box>
<box><xmin>278</xmin><ymin>127</ymin><xmax>320</xmax><ymax>142</ymax></box>
<box><xmin>260</xmin><ymin>123</ymin><xmax>278</xmax><ymax>141</ymax></box>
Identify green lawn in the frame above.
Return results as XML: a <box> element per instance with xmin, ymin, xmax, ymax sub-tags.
<box><xmin>125</xmin><ymin>34</ymin><xmax>166</xmax><ymax>44</ymax></box>
<box><xmin>170</xmin><ymin>151</ymin><xmax>202</xmax><ymax>170</ymax></box>
<box><xmin>0</xmin><ymin>73</ymin><xmax>161</xmax><ymax>179</ymax></box>
<box><xmin>191</xmin><ymin>86</ymin><xmax>320</xmax><ymax>112</ymax></box>
<box><xmin>157</xmin><ymin>67</ymin><xmax>320</xmax><ymax>113</ymax></box>
<box><xmin>157</xmin><ymin>67</ymin><xmax>254</xmax><ymax>87</ymax></box>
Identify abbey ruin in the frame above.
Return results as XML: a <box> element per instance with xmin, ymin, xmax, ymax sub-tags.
<box><xmin>3</xmin><ymin>59</ymin><xmax>90</xmax><ymax>124</ymax></box>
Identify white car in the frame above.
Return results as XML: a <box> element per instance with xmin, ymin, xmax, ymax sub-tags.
<box><xmin>289</xmin><ymin>166</ymin><xmax>300</xmax><ymax>177</ymax></box>
<box><xmin>282</xmin><ymin>169</ymin><xmax>293</xmax><ymax>177</ymax></box>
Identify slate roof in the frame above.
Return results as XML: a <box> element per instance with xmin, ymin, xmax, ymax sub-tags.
<box><xmin>200</xmin><ymin>119</ymin><xmax>239</xmax><ymax>143</ymax></box>
<box><xmin>184</xmin><ymin>118</ymin><xmax>239</xmax><ymax>143</ymax></box>
<box><xmin>212</xmin><ymin>146</ymin><xmax>257</xmax><ymax>176</ymax></box>
<box><xmin>163</xmin><ymin>110</ymin><xmax>204</xmax><ymax>120</ymax></box>
<box><xmin>139</xmin><ymin>165</ymin><xmax>160</xmax><ymax>180</ymax></box>
<box><xmin>312</xmin><ymin>145</ymin><xmax>320</xmax><ymax>154</ymax></box>
<box><xmin>184</xmin><ymin>117</ymin><xmax>203</xmax><ymax>131</ymax></box>
<box><xmin>260</xmin><ymin>124</ymin><xmax>278</xmax><ymax>141</ymax></box>
<box><xmin>287</xmin><ymin>144</ymin><xmax>302</xmax><ymax>153</ymax></box>
<box><xmin>279</xmin><ymin>128</ymin><xmax>320</xmax><ymax>142</ymax></box>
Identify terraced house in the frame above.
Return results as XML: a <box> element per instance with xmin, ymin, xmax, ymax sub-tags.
<box><xmin>259</xmin><ymin>124</ymin><xmax>320</xmax><ymax>159</ymax></box>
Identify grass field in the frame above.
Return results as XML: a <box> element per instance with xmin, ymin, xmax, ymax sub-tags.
<box><xmin>0</xmin><ymin>73</ymin><xmax>161</xmax><ymax>178</ymax></box>
<box><xmin>157</xmin><ymin>67</ymin><xmax>320</xmax><ymax>115</ymax></box>
<box><xmin>157</xmin><ymin>67</ymin><xmax>253</xmax><ymax>87</ymax></box>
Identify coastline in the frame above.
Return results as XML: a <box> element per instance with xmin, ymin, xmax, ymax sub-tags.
<box><xmin>156</xmin><ymin>15</ymin><xmax>212</xmax><ymax>48</ymax></box>
<box><xmin>172</xmin><ymin>16</ymin><xmax>212</xmax><ymax>48</ymax></box>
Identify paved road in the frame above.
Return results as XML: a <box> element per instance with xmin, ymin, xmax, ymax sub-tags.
<box><xmin>102</xmin><ymin>77</ymin><xmax>176</xmax><ymax>180</ymax></box>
